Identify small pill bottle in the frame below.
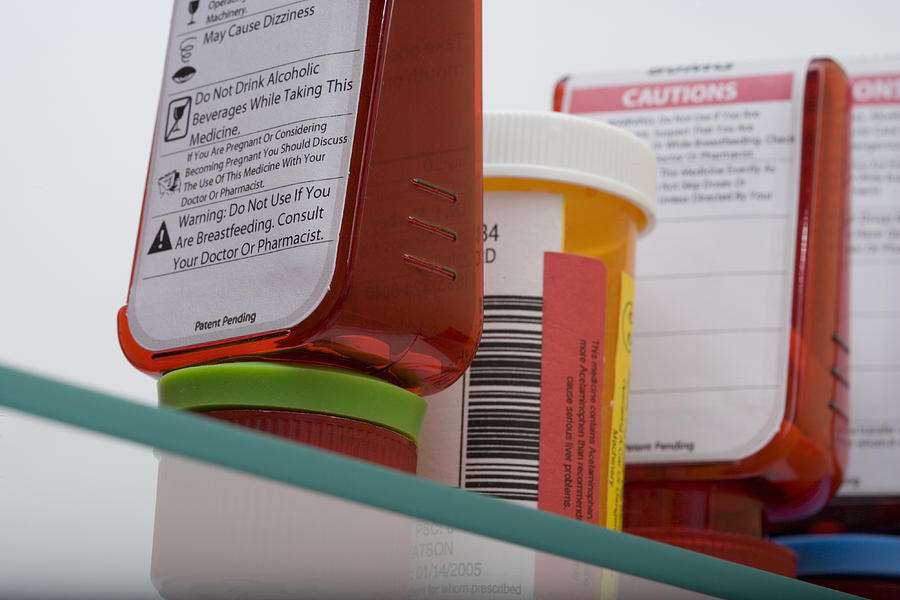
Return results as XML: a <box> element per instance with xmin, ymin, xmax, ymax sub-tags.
<box><xmin>418</xmin><ymin>111</ymin><xmax>656</xmax><ymax>527</ymax></box>
<box><xmin>117</xmin><ymin>0</ymin><xmax>482</xmax><ymax>469</ymax></box>
<box><xmin>555</xmin><ymin>58</ymin><xmax>851</xmax><ymax>574</ymax></box>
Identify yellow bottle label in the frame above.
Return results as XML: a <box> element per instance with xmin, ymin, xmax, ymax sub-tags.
<box><xmin>606</xmin><ymin>271</ymin><xmax>634</xmax><ymax>530</ymax></box>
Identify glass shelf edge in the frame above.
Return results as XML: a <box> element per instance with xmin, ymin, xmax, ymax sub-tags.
<box><xmin>0</xmin><ymin>363</ymin><xmax>861</xmax><ymax>600</ymax></box>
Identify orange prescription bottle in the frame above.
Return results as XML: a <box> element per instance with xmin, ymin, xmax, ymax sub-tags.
<box><xmin>117</xmin><ymin>1</ymin><xmax>482</xmax><ymax>468</ymax></box>
<box><xmin>555</xmin><ymin>59</ymin><xmax>851</xmax><ymax>574</ymax></box>
<box><xmin>417</xmin><ymin>111</ymin><xmax>657</xmax><ymax>528</ymax></box>
<box><xmin>410</xmin><ymin>111</ymin><xmax>656</xmax><ymax>600</ymax></box>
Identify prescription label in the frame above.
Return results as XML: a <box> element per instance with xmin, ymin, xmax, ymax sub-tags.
<box><xmin>127</xmin><ymin>0</ymin><xmax>368</xmax><ymax>351</ymax></box>
<box><xmin>560</xmin><ymin>60</ymin><xmax>808</xmax><ymax>463</ymax></box>
<box><xmin>838</xmin><ymin>58</ymin><xmax>900</xmax><ymax>497</ymax></box>
<box><xmin>417</xmin><ymin>191</ymin><xmax>565</xmax><ymax>500</ymax></box>
<box><xmin>410</xmin><ymin>191</ymin><xmax>617</xmax><ymax>599</ymax></box>
<box><xmin>417</xmin><ymin>191</ymin><xmax>617</xmax><ymax>528</ymax></box>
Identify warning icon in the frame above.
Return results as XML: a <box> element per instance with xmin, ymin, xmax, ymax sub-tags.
<box><xmin>164</xmin><ymin>97</ymin><xmax>192</xmax><ymax>142</ymax></box>
<box><xmin>148</xmin><ymin>221</ymin><xmax>173</xmax><ymax>254</ymax></box>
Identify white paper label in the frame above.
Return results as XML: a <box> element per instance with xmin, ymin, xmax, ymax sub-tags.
<box><xmin>412</xmin><ymin>192</ymin><xmax>563</xmax><ymax>597</ymax></box>
<box><xmin>407</xmin><ymin>522</ymin><xmax>536</xmax><ymax>600</ymax></box>
<box><xmin>560</xmin><ymin>60</ymin><xmax>808</xmax><ymax>463</ymax></box>
<box><xmin>417</xmin><ymin>191</ymin><xmax>563</xmax><ymax>494</ymax></box>
<box><xmin>127</xmin><ymin>0</ymin><xmax>369</xmax><ymax>351</ymax></box>
<box><xmin>838</xmin><ymin>57</ymin><xmax>900</xmax><ymax>497</ymax></box>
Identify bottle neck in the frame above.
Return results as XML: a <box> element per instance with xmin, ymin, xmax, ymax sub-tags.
<box><xmin>624</xmin><ymin>481</ymin><xmax>798</xmax><ymax>576</ymax></box>
<box><xmin>624</xmin><ymin>481</ymin><xmax>765</xmax><ymax>537</ymax></box>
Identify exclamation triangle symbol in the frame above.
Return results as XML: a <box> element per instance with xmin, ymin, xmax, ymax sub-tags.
<box><xmin>148</xmin><ymin>221</ymin><xmax>173</xmax><ymax>254</ymax></box>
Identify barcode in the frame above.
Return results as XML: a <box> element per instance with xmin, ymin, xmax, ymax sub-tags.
<box><xmin>464</xmin><ymin>295</ymin><xmax>542</xmax><ymax>502</ymax></box>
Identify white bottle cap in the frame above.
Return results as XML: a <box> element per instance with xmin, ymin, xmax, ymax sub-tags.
<box><xmin>484</xmin><ymin>111</ymin><xmax>658</xmax><ymax>232</ymax></box>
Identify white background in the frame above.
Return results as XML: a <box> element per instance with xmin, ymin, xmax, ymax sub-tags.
<box><xmin>4</xmin><ymin>0</ymin><xmax>900</xmax><ymax>405</ymax></box>
<box><xmin>1</xmin><ymin>1</ymin><xmax>899</xmax><ymax>596</ymax></box>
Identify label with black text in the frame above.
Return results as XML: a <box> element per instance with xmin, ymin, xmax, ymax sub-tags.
<box><xmin>561</xmin><ymin>59</ymin><xmax>808</xmax><ymax>463</ymax></box>
<box><xmin>838</xmin><ymin>57</ymin><xmax>900</xmax><ymax>497</ymax></box>
<box><xmin>128</xmin><ymin>0</ymin><xmax>368</xmax><ymax>350</ymax></box>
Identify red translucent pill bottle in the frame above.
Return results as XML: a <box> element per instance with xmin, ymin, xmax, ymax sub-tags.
<box><xmin>118</xmin><ymin>0</ymin><xmax>482</xmax><ymax>469</ymax></box>
<box><xmin>770</xmin><ymin>58</ymin><xmax>900</xmax><ymax>539</ymax></box>
<box><xmin>556</xmin><ymin>59</ymin><xmax>851</xmax><ymax>574</ymax></box>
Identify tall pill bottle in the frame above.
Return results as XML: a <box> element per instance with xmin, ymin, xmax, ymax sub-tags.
<box><xmin>411</xmin><ymin>111</ymin><xmax>656</xmax><ymax>599</ymax></box>
<box><xmin>556</xmin><ymin>59</ymin><xmax>851</xmax><ymax>574</ymax></box>
<box><xmin>117</xmin><ymin>0</ymin><xmax>483</xmax><ymax>470</ymax></box>
<box><xmin>816</xmin><ymin>56</ymin><xmax>900</xmax><ymax>533</ymax></box>
<box><xmin>771</xmin><ymin>57</ymin><xmax>900</xmax><ymax>538</ymax></box>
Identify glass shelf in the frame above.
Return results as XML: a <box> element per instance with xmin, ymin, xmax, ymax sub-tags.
<box><xmin>0</xmin><ymin>364</ymin><xmax>859</xmax><ymax>599</ymax></box>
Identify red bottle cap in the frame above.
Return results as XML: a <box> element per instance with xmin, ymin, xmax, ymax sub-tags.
<box><xmin>157</xmin><ymin>362</ymin><xmax>426</xmax><ymax>473</ymax></box>
<box><xmin>203</xmin><ymin>408</ymin><xmax>418</xmax><ymax>473</ymax></box>
<box><xmin>627</xmin><ymin>527</ymin><xmax>797</xmax><ymax>577</ymax></box>
<box><xmin>624</xmin><ymin>483</ymin><xmax>797</xmax><ymax>576</ymax></box>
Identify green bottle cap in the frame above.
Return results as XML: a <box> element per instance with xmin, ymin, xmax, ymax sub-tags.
<box><xmin>158</xmin><ymin>362</ymin><xmax>426</xmax><ymax>443</ymax></box>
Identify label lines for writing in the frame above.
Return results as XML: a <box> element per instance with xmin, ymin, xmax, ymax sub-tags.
<box><xmin>630</xmin><ymin>384</ymin><xmax>779</xmax><ymax>395</ymax></box>
<box><xmin>171</xmin><ymin>49</ymin><xmax>361</xmax><ymax>97</ymax></box>
<box><xmin>653</xmin><ymin>157</ymin><xmax>795</xmax><ymax>166</ymax></box>
<box><xmin>160</xmin><ymin>112</ymin><xmax>352</xmax><ymax>158</ymax></box>
<box><xmin>141</xmin><ymin>238</ymin><xmax>333</xmax><ymax>281</ymax></box>
<box><xmin>634</xmin><ymin>327</ymin><xmax>784</xmax><ymax>338</ymax></box>
<box><xmin>637</xmin><ymin>269</ymin><xmax>786</xmax><ymax>281</ymax></box>
<box><xmin>152</xmin><ymin>176</ymin><xmax>343</xmax><ymax>219</ymax></box>
<box><xmin>178</xmin><ymin>0</ymin><xmax>312</xmax><ymax>37</ymax></box>
<box><xmin>658</xmin><ymin>214</ymin><xmax>790</xmax><ymax>224</ymax></box>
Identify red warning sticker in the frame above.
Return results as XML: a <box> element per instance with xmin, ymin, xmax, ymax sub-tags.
<box><xmin>537</xmin><ymin>252</ymin><xmax>607</xmax><ymax>523</ymax></box>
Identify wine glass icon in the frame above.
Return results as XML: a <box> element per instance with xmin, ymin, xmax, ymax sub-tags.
<box><xmin>168</xmin><ymin>105</ymin><xmax>186</xmax><ymax>137</ymax></box>
<box><xmin>165</xmin><ymin>97</ymin><xmax>192</xmax><ymax>142</ymax></box>
<box><xmin>188</xmin><ymin>1</ymin><xmax>199</xmax><ymax>25</ymax></box>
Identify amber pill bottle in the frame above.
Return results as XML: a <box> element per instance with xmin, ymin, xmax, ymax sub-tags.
<box><xmin>118</xmin><ymin>1</ymin><xmax>482</xmax><ymax>469</ymax></box>
<box><xmin>626</xmin><ymin>61</ymin><xmax>850</xmax><ymax>575</ymax></box>
<box><xmin>556</xmin><ymin>59</ymin><xmax>851</xmax><ymax>574</ymax></box>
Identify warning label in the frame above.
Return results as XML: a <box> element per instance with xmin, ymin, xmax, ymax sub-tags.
<box><xmin>128</xmin><ymin>0</ymin><xmax>369</xmax><ymax>351</ymax></box>
<box><xmin>148</xmin><ymin>221</ymin><xmax>173</xmax><ymax>254</ymax></box>
<box><xmin>839</xmin><ymin>59</ymin><xmax>900</xmax><ymax>497</ymax></box>
<box><xmin>561</xmin><ymin>59</ymin><xmax>809</xmax><ymax>464</ymax></box>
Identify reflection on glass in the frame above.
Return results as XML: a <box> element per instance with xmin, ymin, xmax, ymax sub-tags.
<box><xmin>151</xmin><ymin>454</ymin><xmax>719</xmax><ymax>599</ymax></box>
<box><xmin>2</xmin><ymin>366</ymin><xmax>816</xmax><ymax>599</ymax></box>
<box><xmin>153</xmin><ymin>453</ymin><xmax>410</xmax><ymax>599</ymax></box>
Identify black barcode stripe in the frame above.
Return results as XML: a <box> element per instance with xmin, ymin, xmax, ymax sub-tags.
<box><xmin>468</xmin><ymin>398</ymin><xmax>540</xmax><ymax>404</ymax></box>
<box><xmin>468</xmin><ymin>416</ymin><xmax>540</xmax><ymax>424</ymax></box>
<box><xmin>480</xmin><ymin>328</ymin><xmax>542</xmax><ymax>335</ymax></box>
<box><xmin>467</xmin><ymin>433</ymin><xmax>540</xmax><ymax>442</ymax></box>
<box><xmin>466</xmin><ymin>466</ymin><xmax>539</xmax><ymax>473</ymax></box>
<box><xmin>468</xmin><ymin>377</ymin><xmax>541</xmax><ymax>387</ymax></box>
<box><xmin>465</xmin><ymin>481</ymin><xmax>539</xmax><ymax>491</ymax></box>
<box><xmin>464</xmin><ymin>294</ymin><xmax>542</xmax><ymax>502</ymax></box>
<box><xmin>479</xmin><ymin>317</ymin><xmax>542</xmax><ymax>324</ymax></box>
